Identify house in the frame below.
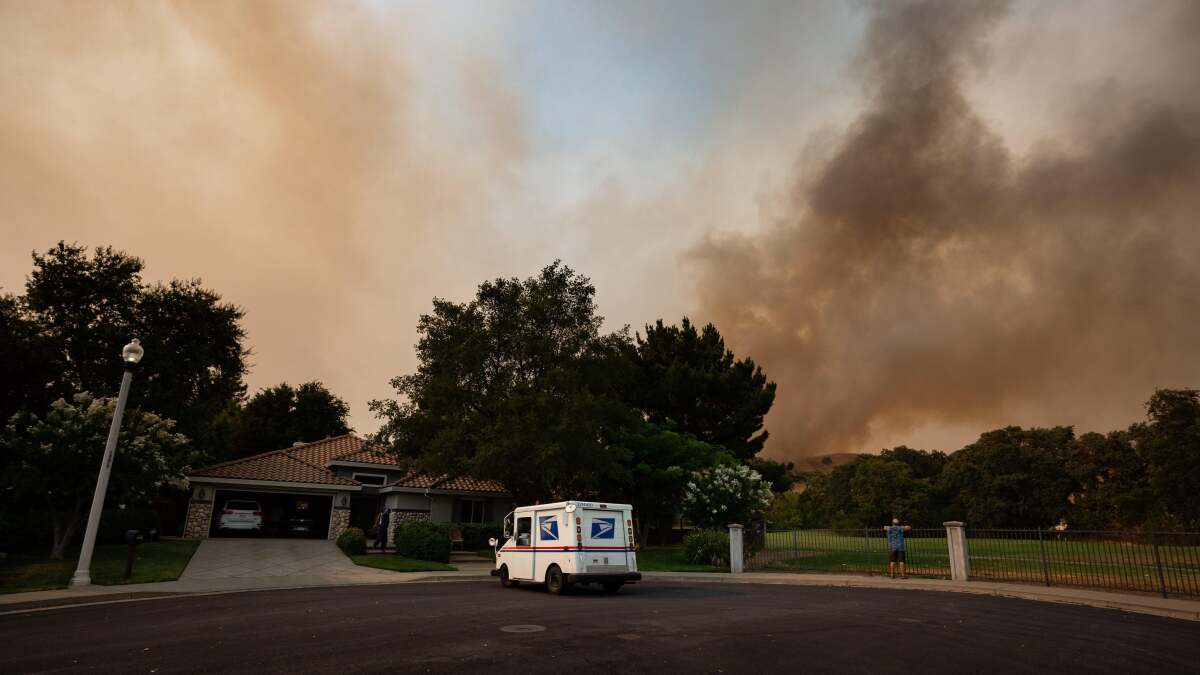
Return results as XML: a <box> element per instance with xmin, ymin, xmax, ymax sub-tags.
<box><xmin>182</xmin><ymin>434</ymin><xmax>512</xmax><ymax>542</ymax></box>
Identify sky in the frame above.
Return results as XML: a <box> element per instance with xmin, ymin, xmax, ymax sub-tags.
<box><xmin>2</xmin><ymin>0</ymin><xmax>1198</xmax><ymax>460</ymax></box>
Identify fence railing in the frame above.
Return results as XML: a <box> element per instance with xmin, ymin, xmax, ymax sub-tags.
<box><xmin>746</xmin><ymin>527</ymin><xmax>950</xmax><ymax>578</ymax></box>
<box><xmin>965</xmin><ymin>529</ymin><xmax>1200</xmax><ymax>598</ymax></box>
<box><xmin>746</xmin><ymin>526</ymin><xmax>1200</xmax><ymax>599</ymax></box>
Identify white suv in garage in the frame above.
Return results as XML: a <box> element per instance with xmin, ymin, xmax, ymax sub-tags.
<box><xmin>217</xmin><ymin>500</ymin><xmax>263</xmax><ymax>535</ymax></box>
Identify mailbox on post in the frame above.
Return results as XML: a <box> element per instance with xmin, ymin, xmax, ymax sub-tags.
<box><xmin>124</xmin><ymin>529</ymin><xmax>145</xmax><ymax>579</ymax></box>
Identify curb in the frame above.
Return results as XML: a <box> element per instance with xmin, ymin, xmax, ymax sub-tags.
<box><xmin>640</xmin><ymin>572</ymin><xmax>1200</xmax><ymax>622</ymax></box>
<box><xmin>0</xmin><ymin>574</ymin><xmax>493</xmax><ymax>616</ymax></box>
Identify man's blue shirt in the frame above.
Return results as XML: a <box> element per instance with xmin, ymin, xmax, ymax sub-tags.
<box><xmin>886</xmin><ymin>525</ymin><xmax>905</xmax><ymax>551</ymax></box>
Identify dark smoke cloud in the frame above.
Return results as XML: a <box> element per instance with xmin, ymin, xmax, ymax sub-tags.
<box><xmin>691</xmin><ymin>0</ymin><xmax>1200</xmax><ymax>457</ymax></box>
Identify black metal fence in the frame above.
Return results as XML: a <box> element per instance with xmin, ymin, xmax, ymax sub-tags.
<box><xmin>965</xmin><ymin>529</ymin><xmax>1200</xmax><ymax>598</ymax></box>
<box><xmin>746</xmin><ymin>527</ymin><xmax>950</xmax><ymax>578</ymax></box>
<box><xmin>745</xmin><ymin>526</ymin><xmax>1200</xmax><ymax>599</ymax></box>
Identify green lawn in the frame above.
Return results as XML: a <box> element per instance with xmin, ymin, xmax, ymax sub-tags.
<box><xmin>635</xmin><ymin>546</ymin><xmax>727</xmax><ymax>573</ymax></box>
<box><xmin>476</xmin><ymin>548</ymin><xmax>495</xmax><ymax>561</ymax></box>
<box><xmin>348</xmin><ymin>554</ymin><xmax>457</xmax><ymax>573</ymax></box>
<box><xmin>0</xmin><ymin>540</ymin><xmax>200</xmax><ymax>594</ymax></box>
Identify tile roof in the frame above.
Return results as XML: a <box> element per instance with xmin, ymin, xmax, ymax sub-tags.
<box><xmin>436</xmin><ymin>475</ymin><xmax>509</xmax><ymax>493</ymax></box>
<box><xmin>188</xmin><ymin>434</ymin><xmax>509</xmax><ymax>494</ymax></box>
<box><xmin>333</xmin><ymin>446</ymin><xmax>400</xmax><ymax>466</ymax></box>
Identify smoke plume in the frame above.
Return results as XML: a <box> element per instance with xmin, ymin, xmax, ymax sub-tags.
<box><xmin>0</xmin><ymin>1</ymin><xmax>528</xmax><ymax>422</ymax></box>
<box><xmin>691</xmin><ymin>0</ymin><xmax>1200</xmax><ymax>456</ymax></box>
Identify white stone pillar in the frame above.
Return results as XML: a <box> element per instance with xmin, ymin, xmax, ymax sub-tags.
<box><xmin>944</xmin><ymin>521</ymin><xmax>970</xmax><ymax>582</ymax></box>
<box><xmin>728</xmin><ymin>523</ymin><xmax>744</xmax><ymax>574</ymax></box>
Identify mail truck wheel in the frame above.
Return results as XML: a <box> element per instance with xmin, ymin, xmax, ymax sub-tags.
<box><xmin>546</xmin><ymin>565</ymin><xmax>568</xmax><ymax>595</ymax></box>
<box><xmin>499</xmin><ymin>565</ymin><xmax>518</xmax><ymax>588</ymax></box>
<box><xmin>602</xmin><ymin>582</ymin><xmax>623</xmax><ymax>594</ymax></box>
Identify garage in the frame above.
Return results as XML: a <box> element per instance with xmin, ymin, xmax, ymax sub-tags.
<box><xmin>210</xmin><ymin>490</ymin><xmax>332</xmax><ymax>538</ymax></box>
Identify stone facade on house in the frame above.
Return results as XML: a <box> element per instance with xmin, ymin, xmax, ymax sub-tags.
<box><xmin>328</xmin><ymin>504</ymin><xmax>350</xmax><ymax>540</ymax></box>
<box><xmin>384</xmin><ymin>509</ymin><xmax>432</xmax><ymax>545</ymax></box>
<box><xmin>183</xmin><ymin>488</ymin><xmax>214</xmax><ymax>539</ymax></box>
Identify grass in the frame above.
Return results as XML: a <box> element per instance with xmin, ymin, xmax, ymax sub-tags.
<box><xmin>348</xmin><ymin>554</ymin><xmax>457</xmax><ymax>573</ymax></box>
<box><xmin>476</xmin><ymin>548</ymin><xmax>495</xmax><ymax>561</ymax></box>
<box><xmin>636</xmin><ymin>546</ymin><xmax>726</xmax><ymax>573</ymax></box>
<box><xmin>0</xmin><ymin>540</ymin><xmax>200</xmax><ymax>594</ymax></box>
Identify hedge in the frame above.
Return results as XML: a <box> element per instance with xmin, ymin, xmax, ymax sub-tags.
<box><xmin>683</xmin><ymin>529</ymin><xmax>730</xmax><ymax>566</ymax></box>
<box><xmin>450</xmin><ymin>522</ymin><xmax>503</xmax><ymax>550</ymax></box>
<box><xmin>394</xmin><ymin>521</ymin><xmax>451</xmax><ymax>563</ymax></box>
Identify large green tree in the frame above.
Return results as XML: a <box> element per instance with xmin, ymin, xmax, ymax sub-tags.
<box><xmin>635</xmin><ymin>318</ymin><xmax>776</xmax><ymax>460</ymax></box>
<box><xmin>940</xmin><ymin>426</ymin><xmax>1078</xmax><ymax>528</ymax></box>
<box><xmin>1</xmin><ymin>393</ymin><xmax>188</xmax><ymax>558</ymax></box>
<box><xmin>1129</xmin><ymin>389</ymin><xmax>1200</xmax><ymax>529</ymax></box>
<box><xmin>370</xmin><ymin>262</ymin><xmax>635</xmax><ymax>503</ymax></box>
<box><xmin>0</xmin><ymin>294</ymin><xmax>59</xmax><ymax>425</ymax></box>
<box><xmin>1064</xmin><ymin>430</ymin><xmax>1150</xmax><ymax>529</ymax></box>
<box><xmin>606</xmin><ymin>421</ymin><xmax>731</xmax><ymax>545</ymax></box>
<box><xmin>230</xmin><ymin>381</ymin><xmax>352</xmax><ymax>458</ymax></box>
<box><xmin>6</xmin><ymin>243</ymin><xmax>248</xmax><ymax>464</ymax></box>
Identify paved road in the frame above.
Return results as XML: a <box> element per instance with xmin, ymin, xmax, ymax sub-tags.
<box><xmin>2</xmin><ymin>581</ymin><xmax>1196</xmax><ymax>674</ymax></box>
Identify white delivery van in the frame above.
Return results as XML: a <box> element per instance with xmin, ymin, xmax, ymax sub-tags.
<box><xmin>489</xmin><ymin>500</ymin><xmax>641</xmax><ymax>594</ymax></box>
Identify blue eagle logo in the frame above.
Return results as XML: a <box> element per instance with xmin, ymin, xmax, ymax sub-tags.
<box><xmin>539</xmin><ymin>516</ymin><xmax>558</xmax><ymax>541</ymax></box>
<box><xmin>591</xmin><ymin>518</ymin><xmax>616</xmax><ymax>539</ymax></box>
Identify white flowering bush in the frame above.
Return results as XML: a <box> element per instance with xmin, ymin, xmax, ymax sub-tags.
<box><xmin>682</xmin><ymin>463</ymin><xmax>774</xmax><ymax>530</ymax></box>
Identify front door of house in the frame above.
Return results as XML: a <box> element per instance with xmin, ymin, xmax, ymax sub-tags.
<box><xmin>350</xmin><ymin>495</ymin><xmax>380</xmax><ymax>536</ymax></box>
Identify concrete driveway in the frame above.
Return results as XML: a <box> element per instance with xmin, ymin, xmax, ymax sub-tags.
<box><xmin>180</xmin><ymin>538</ymin><xmax>400</xmax><ymax>586</ymax></box>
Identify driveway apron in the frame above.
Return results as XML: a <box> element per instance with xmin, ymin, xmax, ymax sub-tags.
<box><xmin>180</xmin><ymin>539</ymin><xmax>397</xmax><ymax>585</ymax></box>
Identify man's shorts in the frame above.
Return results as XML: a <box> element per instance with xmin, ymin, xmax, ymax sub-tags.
<box><xmin>889</xmin><ymin>549</ymin><xmax>905</xmax><ymax>563</ymax></box>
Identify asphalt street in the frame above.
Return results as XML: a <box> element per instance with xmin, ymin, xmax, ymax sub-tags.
<box><xmin>1</xmin><ymin>580</ymin><xmax>1196</xmax><ymax>674</ymax></box>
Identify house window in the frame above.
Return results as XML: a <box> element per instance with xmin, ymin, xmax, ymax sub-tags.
<box><xmin>353</xmin><ymin>473</ymin><xmax>387</xmax><ymax>486</ymax></box>
<box><xmin>456</xmin><ymin>498</ymin><xmax>486</xmax><ymax>524</ymax></box>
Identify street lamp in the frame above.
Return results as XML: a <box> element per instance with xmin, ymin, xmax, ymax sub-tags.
<box><xmin>69</xmin><ymin>338</ymin><xmax>144</xmax><ymax>588</ymax></box>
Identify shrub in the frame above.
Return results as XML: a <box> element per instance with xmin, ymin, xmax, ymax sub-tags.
<box><xmin>336</xmin><ymin>527</ymin><xmax>367</xmax><ymax>555</ymax></box>
<box><xmin>394</xmin><ymin>520</ymin><xmax>451</xmax><ymax>563</ymax></box>
<box><xmin>449</xmin><ymin>522</ymin><xmax>503</xmax><ymax>550</ymax></box>
<box><xmin>682</xmin><ymin>464</ymin><xmax>774</xmax><ymax>530</ymax></box>
<box><xmin>684</xmin><ymin>529</ymin><xmax>730</xmax><ymax>567</ymax></box>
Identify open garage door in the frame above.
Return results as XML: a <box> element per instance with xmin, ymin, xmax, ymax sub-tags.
<box><xmin>210</xmin><ymin>490</ymin><xmax>332</xmax><ymax>538</ymax></box>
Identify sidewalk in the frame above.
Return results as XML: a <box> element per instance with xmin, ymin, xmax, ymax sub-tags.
<box><xmin>641</xmin><ymin>571</ymin><xmax>1200</xmax><ymax>622</ymax></box>
<box><xmin>0</xmin><ymin>568</ymin><xmax>487</xmax><ymax>614</ymax></box>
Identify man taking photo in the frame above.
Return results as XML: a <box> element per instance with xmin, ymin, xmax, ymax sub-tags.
<box><xmin>883</xmin><ymin>517</ymin><xmax>911</xmax><ymax>579</ymax></box>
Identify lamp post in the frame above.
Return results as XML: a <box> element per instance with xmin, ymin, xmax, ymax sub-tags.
<box><xmin>69</xmin><ymin>338</ymin><xmax>145</xmax><ymax>589</ymax></box>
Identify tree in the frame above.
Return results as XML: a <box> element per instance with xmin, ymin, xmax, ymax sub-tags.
<box><xmin>747</xmin><ymin>457</ymin><xmax>799</xmax><ymax>492</ymax></box>
<box><xmin>682</xmin><ymin>464</ymin><xmax>774</xmax><ymax>530</ymax></box>
<box><xmin>940</xmin><ymin>426</ymin><xmax>1078</xmax><ymax>528</ymax></box>
<box><xmin>230</xmin><ymin>381</ymin><xmax>352</xmax><ymax>458</ymax></box>
<box><xmin>607</xmin><ymin>421</ymin><xmax>731</xmax><ymax>545</ymax></box>
<box><xmin>0</xmin><ymin>294</ymin><xmax>58</xmax><ymax>425</ymax></box>
<box><xmin>635</xmin><ymin>318</ymin><xmax>776</xmax><ymax>460</ymax></box>
<box><xmin>370</xmin><ymin>262</ymin><xmax>636</xmax><ymax>503</ymax></box>
<box><xmin>1</xmin><ymin>393</ymin><xmax>187</xmax><ymax>558</ymax></box>
<box><xmin>1129</xmin><ymin>389</ymin><xmax>1200</xmax><ymax>528</ymax></box>
<box><xmin>1064</xmin><ymin>430</ymin><xmax>1150</xmax><ymax>529</ymax></box>
<box><xmin>10</xmin><ymin>243</ymin><xmax>248</xmax><ymax>464</ymax></box>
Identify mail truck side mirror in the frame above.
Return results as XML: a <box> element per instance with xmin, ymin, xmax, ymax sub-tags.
<box><xmin>488</xmin><ymin>537</ymin><xmax>498</xmax><ymax>547</ymax></box>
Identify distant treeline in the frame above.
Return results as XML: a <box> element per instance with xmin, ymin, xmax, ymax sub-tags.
<box><xmin>768</xmin><ymin>389</ymin><xmax>1200</xmax><ymax>531</ymax></box>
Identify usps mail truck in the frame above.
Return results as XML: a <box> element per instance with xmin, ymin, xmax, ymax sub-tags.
<box><xmin>489</xmin><ymin>501</ymin><xmax>641</xmax><ymax>594</ymax></box>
